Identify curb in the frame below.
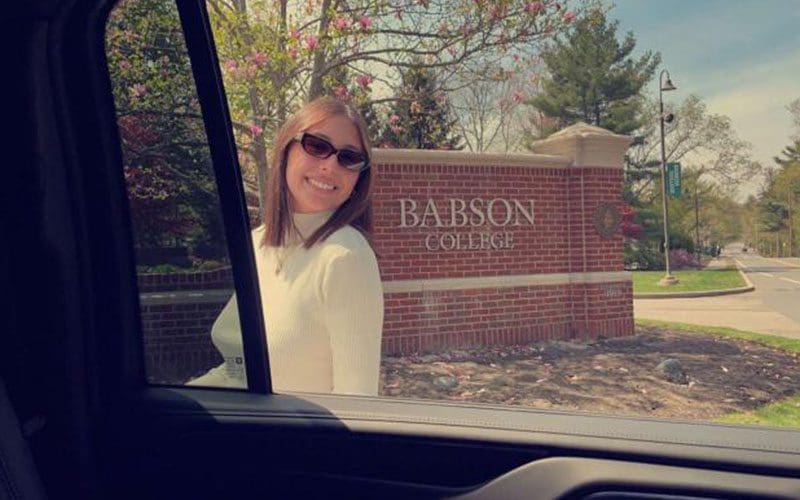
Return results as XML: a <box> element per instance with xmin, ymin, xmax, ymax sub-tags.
<box><xmin>633</xmin><ymin>263</ymin><xmax>755</xmax><ymax>299</ymax></box>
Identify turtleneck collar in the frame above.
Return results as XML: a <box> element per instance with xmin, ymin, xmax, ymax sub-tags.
<box><xmin>288</xmin><ymin>209</ymin><xmax>336</xmax><ymax>245</ymax></box>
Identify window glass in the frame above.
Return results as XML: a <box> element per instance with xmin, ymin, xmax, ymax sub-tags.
<box><xmin>117</xmin><ymin>0</ymin><xmax>800</xmax><ymax>431</ymax></box>
<box><xmin>106</xmin><ymin>0</ymin><xmax>246</xmax><ymax>387</ymax></box>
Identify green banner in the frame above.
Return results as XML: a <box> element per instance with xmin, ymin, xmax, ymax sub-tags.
<box><xmin>667</xmin><ymin>162</ymin><xmax>681</xmax><ymax>198</ymax></box>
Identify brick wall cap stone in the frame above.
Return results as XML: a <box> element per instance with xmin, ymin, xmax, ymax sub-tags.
<box><xmin>531</xmin><ymin>122</ymin><xmax>633</xmax><ymax>168</ymax></box>
<box><xmin>372</xmin><ymin>148</ymin><xmax>571</xmax><ymax>169</ymax></box>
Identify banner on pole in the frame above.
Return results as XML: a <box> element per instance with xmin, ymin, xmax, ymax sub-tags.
<box><xmin>667</xmin><ymin>162</ymin><xmax>681</xmax><ymax>198</ymax></box>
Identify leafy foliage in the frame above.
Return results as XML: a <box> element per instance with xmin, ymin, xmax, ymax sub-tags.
<box><xmin>378</xmin><ymin>65</ymin><xmax>462</xmax><ymax>149</ymax></box>
<box><xmin>526</xmin><ymin>8</ymin><xmax>660</xmax><ymax>138</ymax></box>
<box><xmin>107</xmin><ymin>0</ymin><xmax>227</xmax><ymax>264</ymax></box>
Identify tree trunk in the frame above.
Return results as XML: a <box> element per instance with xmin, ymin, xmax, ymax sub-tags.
<box><xmin>307</xmin><ymin>0</ymin><xmax>332</xmax><ymax>100</ymax></box>
<box><xmin>276</xmin><ymin>0</ymin><xmax>288</xmax><ymax>124</ymax></box>
<box><xmin>234</xmin><ymin>0</ymin><xmax>270</xmax><ymax>223</ymax></box>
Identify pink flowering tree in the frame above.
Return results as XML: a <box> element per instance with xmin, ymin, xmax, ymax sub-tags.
<box><xmin>107</xmin><ymin>0</ymin><xmax>227</xmax><ymax>262</ymax></box>
<box><xmin>205</xmin><ymin>0</ymin><xmax>586</xmax><ymax>218</ymax></box>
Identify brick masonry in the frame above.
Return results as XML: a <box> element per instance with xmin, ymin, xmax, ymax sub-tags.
<box><xmin>138</xmin><ymin>123</ymin><xmax>635</xmax><ymax>381</ymax></box>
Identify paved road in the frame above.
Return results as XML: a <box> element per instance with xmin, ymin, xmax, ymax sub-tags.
<box><xmin>634</xmin><ymin>247</ymin><xmax>800</xmax><ymax>339</ymax></box>
<box><xmin>732</xmin><ymin>250</ymin><xmax>800</xmax><ymax>324</ymax></box>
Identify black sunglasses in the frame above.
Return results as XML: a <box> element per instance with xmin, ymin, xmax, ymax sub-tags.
<box><xmin>293</xmin><ymin>132</ymin><xmax>370</xmax><ymax>172</ymax></box>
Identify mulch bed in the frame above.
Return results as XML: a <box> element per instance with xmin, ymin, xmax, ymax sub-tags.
<box><xmin>379</xmin><ymin>325</ymin><xmax>800</xmax><ymax>420</ymax></box>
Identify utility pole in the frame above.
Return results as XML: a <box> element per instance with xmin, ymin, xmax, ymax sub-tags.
<box><xmin>789</xmin><ymin>191</ymin><xmax>794</xmax><ymax>257</ymax></box>
<box><xmin>657</xmin><ymin>69</ymin><xmax>678</xmax><ymax>286</ymax></box>
<box><xmin>694</xmin><ymin>183</ymin><xmax>700</xmax><ymax>260</ymax></box>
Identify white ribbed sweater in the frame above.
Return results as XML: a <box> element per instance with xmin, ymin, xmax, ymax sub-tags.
<box><xmin>188</xmin><ymin>211</ymin><xmax>384</xmax><ymax>395</ymax></box>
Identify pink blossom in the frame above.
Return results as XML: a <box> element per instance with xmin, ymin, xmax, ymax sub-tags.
<box><xmin>359</xmin><ymin>15</ymin><xmax>372</xmax><ymax>29</ymax></box>
<box><xmin>129</xmin><ymin>83</ymin><xmax>147</xmax><ymax>99</ymax></box>
<box><xmin>563</xmin><ymin>11</ymin><xmax>576</xmax><ymax>23</ymax></box>
<box><xmin>289</xmin><ymin>29</ymin><xmax>301</xmax><ymax>41</ymax></box>
<box><xmin>249</xmin><ymin>123</ymin><xmax>263</xmax><ymax>136</ymax></box>
<box><xmin>304</xmin><ymin>35</ymin><xmax>318</xmax><ymax>51</ymax></box>
<box><xmin>512</xmin><ymin>54</ymin><xmax>520</xmax><ymax>62</ymax></box>
<box><xmin>524</xmin><ymin>2</ymin><xmax>543</xmax><ymax>14</ymax></box>
<box><xmin>333</xmin><ymin>17</ymin><xmax>351</xmax><ymax>30</ymax></box>
<box><xmin>248</xmin><ymin>52</ymin><xmax>269</xmax><ymax>67</ymax></box>
<box><xmin>390</xmin><ymin>125</ymin><xmax>402</xmax><ymax>134</ymax></box>
<box><xmin>333</xmin><ymin>86</ymin><xmax>350</xmax><ymax>99</ymax></box>
<box><xmin>288</xmin><ymin>47</ymin><xmax>299</xmax><ymax>59</ymax></box>
<box><xmin>355</xmin><ymin>74</ymin><xmax>372</xmax><ymax>89</ymax></box>
<box><xmin>119</xmin><ymin>59</ymin><xmax>131</xmax><ymax>71</ymax></box>
<box><xmin>223</xmin><ymin>60</ymin><xmax>238</xmax><ymax>72</ymax></box>
<box><xmin>438</xmin><ymin>22</ymin><xmax>450</xmax><ymax>35</ymax></box>
<box><xmin>513</xmin><ymin>90</ymin><xmax>525</xmax><ymax>103</ymax></box>
<box><xmin>389</xmin><ymin>114</ymin><xmax>400</xmax><ymax>124</ymax></box>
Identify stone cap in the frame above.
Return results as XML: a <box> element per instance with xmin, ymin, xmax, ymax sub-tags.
<box><xmin>530</xmin><ymin>122</ymin><xmax>633</xmax><ymax>168</ymax></box>
<box><xmin>371</xmin><ymin>148</ymin><xmax>571</xmax><ymax>169</ymax></box>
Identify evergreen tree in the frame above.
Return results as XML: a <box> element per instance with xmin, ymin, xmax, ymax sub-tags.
<box><xmin>774</xmin><ymin>138</ymin><xmax>800</xmax><ymax>166</ymax></box>
<box><xmin>380</xmin><ymin>66</ymin><xmax>462</xmax><ymax>150</ymax></box>
<box><xmin>527</xmin><ymin>9</ymin><xmax>660</xmax><ymax>138</ymax></box>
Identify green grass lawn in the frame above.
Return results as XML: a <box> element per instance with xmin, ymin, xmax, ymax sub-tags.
<box><xmin>633</xmin><ymin>269</ymin><xmax>746</xmax><ymax>294</ymax></box>
<box><xmin>716</xmin><ymin>395</ymin><xmax>800</xmax><ymax>427</ymax></box>
<box><xmin>636</xmin><ymin>319</ymin><xmax>800</xmax><ymax>428</ymax></box>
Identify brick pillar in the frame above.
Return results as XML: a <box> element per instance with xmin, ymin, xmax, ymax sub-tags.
<box><xmin>532</xmin><ymin>123</ymin><xmax>634</xmax><ymax>339</ymax></box>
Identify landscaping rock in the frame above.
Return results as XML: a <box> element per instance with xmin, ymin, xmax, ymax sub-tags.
<box><xmin>433</xmin><ymin>376</ymin><xmax>459</xmax><ymax>390</ymax></box>
<box><xmin>656</xmin><ymin>358</ymin><xmax>688</xmax><ymax>384</ymax></box>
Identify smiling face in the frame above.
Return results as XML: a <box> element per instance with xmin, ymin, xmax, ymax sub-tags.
<box><xmin>285</xmin><ymin>115</ymin><xmax>363</xmax><ymax>214</ymax></box>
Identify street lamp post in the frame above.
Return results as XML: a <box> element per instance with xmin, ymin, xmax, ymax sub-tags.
<box><xmin>658</xmin><ymin>69</ymin><xmax>679</xmax><ymax>286</ymax></box>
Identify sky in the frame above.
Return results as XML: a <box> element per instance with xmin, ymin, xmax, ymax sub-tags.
<box><xmin>609</xmin><ymin>0</ymin><xmax>800</xmax><ymax>199</ymax></box>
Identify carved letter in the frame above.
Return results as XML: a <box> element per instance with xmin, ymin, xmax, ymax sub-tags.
<box><xmin>450</xmin><ymin>199</ymin><xmax>468</xmax><ymax>227</ymax></box>
<box><xmin>469</xmin><ymin>198</ymin><xmax>485</xmax><ymax>226</ymax></box>
<box><xmin>425</xmin><ymin>233</ymin><xmax>439</xmax><ymax>251</ymax></box>
<box><xmin>399</xmin><ymin>199</ymin><xmax>419</xmax><ymax>228</ymax></box>
<box><xmin>487</xmin><ymin>198</ymin><xmax>513</xmax><ymax>226</ymax></box>
<box><xmin>513</xmin><ymin>200</ymin><xmax>535</xmax><ymax>226</ymax></box>
<box><xmin>420</xmin><ymin>199</ymin><xmax>444</xmax><ymax>227</ymax></box>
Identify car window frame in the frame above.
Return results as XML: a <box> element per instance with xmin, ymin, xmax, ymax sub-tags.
<box><xmin>126</xmin><ymin>0</ymin><xmax>273</xmax><ymax>393</ymax></box>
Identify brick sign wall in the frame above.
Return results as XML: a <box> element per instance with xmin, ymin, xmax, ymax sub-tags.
<box><xmin>371</xmin><ymin>123</ymin><xmax>634</xmax><ymax>354</ymax></box>
<box><xmin>140</xmin><ymin>122</ymin><xmax>635</xmax><ymax>380</ymax></box>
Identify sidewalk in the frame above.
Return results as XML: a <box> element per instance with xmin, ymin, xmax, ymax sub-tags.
<box><xmin>635</xmin><ymin>256</ymin><xmax>800</xmax><ymax>340</ymax></box>
<box><xmin>634</xmin><ymin>294</ymin><xmax>800</xmax><ymax>340</ymax></box>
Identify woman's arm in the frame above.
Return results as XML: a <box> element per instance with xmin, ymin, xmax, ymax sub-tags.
<box><xmin>185</xmin><ymin>295</ymin><xmax>247</xmax><ymax>389</ymax></box>
<box><xmin>322</xmin><ymin>246</ymin><xmax>384</xmax><ymax>395</ymax></box>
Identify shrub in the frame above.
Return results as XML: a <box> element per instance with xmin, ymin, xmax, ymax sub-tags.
<box><xmin>624</xmin><ymin>243</ymin><xmax>665</xmax><ymax>270</ymax></box>
<box><xmin>669</xmin><ymin>248</ymin><xmax>701</xmax><ymax>269</ymax></box>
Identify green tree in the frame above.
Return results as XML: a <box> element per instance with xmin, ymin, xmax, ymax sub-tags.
<box><xmin>379</xmin><ymin>66</ymin><xmax>463</xmax><ymax>150</ymax></box>
<box><xmin>107</xmin><ymin>0</ymin><xmax>226</xmax><ymax>262</ymax></box>
<box><xmin>526</xmin><ymin>8</ymin><xmax>660</xmax><ymax>138</ymax></box>
<box><xmin>774</xmin><ymin>138</ymin><xmax>800</xmax><ymax>166</ymax></box>
<box><xmin>626</xmin><ymin>94</ymin><xmax>760</xmax><ymax>202</ymax></box>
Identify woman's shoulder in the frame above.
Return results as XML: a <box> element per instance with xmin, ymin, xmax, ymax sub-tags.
<box><xmin>322</xmin><ymin>225</ymin><xmax>375</xmax><ymax>258</ymax></box>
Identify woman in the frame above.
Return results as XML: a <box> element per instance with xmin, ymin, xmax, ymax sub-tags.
<box><xmin>189</xmin><ymin>97</ymin><xmax>384</xmax><ymax>395</ymax></box>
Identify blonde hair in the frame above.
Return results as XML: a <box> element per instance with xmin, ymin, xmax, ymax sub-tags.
<box><xmin>262</xmin><ymin>97</ymin><xmax>374</xmax><ymax>249</ymax></box>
